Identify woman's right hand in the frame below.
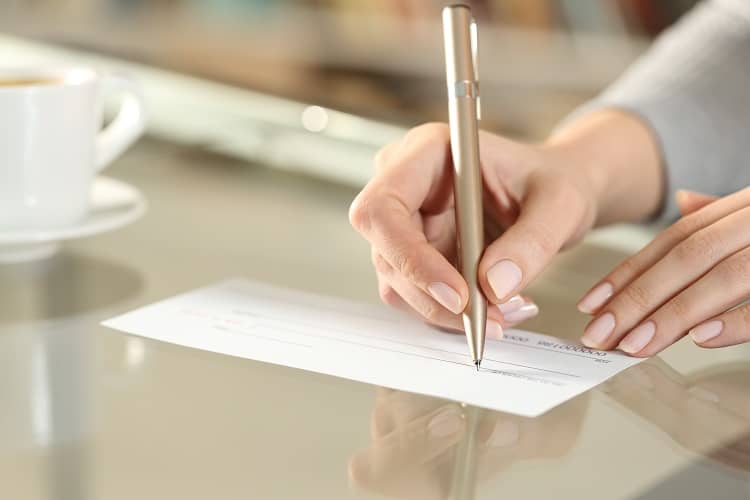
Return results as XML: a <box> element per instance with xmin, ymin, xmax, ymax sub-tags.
<box><xmin>349</xmin><ymin>121</ymin><xmax>609</xmax><ymax>338</ymax></box>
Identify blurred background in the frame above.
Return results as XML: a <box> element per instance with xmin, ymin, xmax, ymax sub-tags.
<box><xmin>0</xmin><ymin>0</ymin><xmax>699</xmax><ymax>187</ymax></box>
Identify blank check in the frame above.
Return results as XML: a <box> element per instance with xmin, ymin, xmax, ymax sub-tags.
<box><xmin>103</xmin><ymin>279</ymin><xmax>643</xmax><ymax>417</ymax></box>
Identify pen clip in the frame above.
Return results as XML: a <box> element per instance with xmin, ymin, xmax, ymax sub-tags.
<box><xmin>470</xmin><ymin>17</ymin><xmax>481</xmax><ymax>121</ymax></box>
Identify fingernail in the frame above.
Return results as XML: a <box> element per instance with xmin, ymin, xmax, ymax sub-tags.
<box><xmin>675</xmin><ymin>190</ymin><xmax>689</xmax><ymax>205</ymax></box>
<box><xmin>428</xmin><ymin>407</ymin><xmax>464</xmax><ymax>438</ymax></box>
<box><xmin>487</xmin><ymin>260</ymin><xmax>522</xmax><ymax>301</ymax></box>
<box><xmin>497</xmin><ymin>295</ymin><xmax>524</xmax><ymax>314</ymax></box>
<box><xmin>618</xmin><ymin>321</ymin><xmax>656</xmax><ymax>354</ymax></box>
<box><xmin>581</xmin><ymin>312</ymin><xmax>615</xmax><ymax>348</ymax></box>
<box><xmin>427</xmin><ymin>282</ymin><xmax>463</xmax><ymax>314</ymax></box>
<box><xmin>578</xmin><ymin>282</ymin><xmax>613</xmax><ymax>314</ymax></box>
<box><xmin>486</xmin><ymin>320</ymin><xmax>504</xmax><ymax>340</ymax></box>
<box><xmin>689</xmin><ymin>320</ymin><xmax>723</xmax><ymax>344</ymax></box>
<box><xmin>688</xmin><ymin>385</ymin><xmax>720</xmax><ymax>404</ymax></box>
<box><xmin>503</xmin><ymin>303</ymin><xmax>539</xmax><ymax>325</ymax></box>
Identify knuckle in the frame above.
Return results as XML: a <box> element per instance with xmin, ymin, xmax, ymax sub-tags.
<box><xmin>348</xmin><ymin>193</ymin><xmax>371</xmax><ymax>233</ymax></box>
<box><xmin>667</xmin><ymin>219</ymin><xmax>692</xmax><ymax>242</ymax></box>
<box><xmin>420</xmin><ymin>301</ymin><xmax>441</xmax><ymax>323</ymax></box>
<box><xmin>378</xmin><ymin>285</ymin><xmax>400</xmax><ymax>307</ymax></box>
<box><xmin>616</xmin><ymin>256</ymin><xmax>640</xmax><ymax>279</ymax></box>
<box><xmin>717</xmin><ymin>250</ymin><xmax>750</xmax><ymax>283</ymax></box>
<box><xmin>621</xmin><ymin>283</ymin><xmax>652</xmax><ymax>313</ymax></box>
<box><xmin>605</xmin><ymin>256</ymin><xmax>639</xmax><ymax>289</ymax></box>
<box><xmin>672</xmin><ymin>229</ymin><xmax>717</xmax><ymax>264</ymax></box>
<box><xmin>349</xmin><ymin>193</ymin><xmax>385</xmax><ymax>235</ymax></box>
<box><xmin>373</xmin><ymin>142</ymin><xmax>398</xmax><ymax>171</ymax></box>
<box><xmin>667</xmin><ymin>295</ymin><xmax>690</xmax><ymax>318</ymax></box>
<box><xmin>527</xmin><ymin>223</ymin><xmax>559</xmax><ymax>259</ymax></box>
<box><xmin>371</xmin><ymin>252</ymin><xmax>392</xmax><ymax>276</ymax></box>
<box><xmin>670</xmin><ymin>213</ymin><xmax>704</xmax><ymax>241</ymax></box>
<box><xmin>391</xmin><ymin>245</ymin><xmax>422</xmax><ymax>283</ymax></box>
<box><xmin>739</xmin><ymin>305</ymin><xmax>750</xmax><ymax>327</ymax></box>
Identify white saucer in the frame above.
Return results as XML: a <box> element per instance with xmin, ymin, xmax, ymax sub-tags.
<box><xmin>0</xmin><ymin>177</ymin><xmax>147</xmax><ymax>263</ymax></box>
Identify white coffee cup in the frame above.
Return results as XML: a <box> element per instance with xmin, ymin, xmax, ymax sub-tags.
<box><xmin>0</xmin><ymin>67</ymin><xmax>146</xmax><ymax>230</ymax></box>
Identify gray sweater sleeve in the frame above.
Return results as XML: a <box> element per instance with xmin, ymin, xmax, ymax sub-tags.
<box><xmin>564</xmin><ymin>0</ymin><xmax>750</xmax><ymax>222</ymax></box>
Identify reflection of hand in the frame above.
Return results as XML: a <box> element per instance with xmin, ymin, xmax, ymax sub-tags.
<box><xmin>579</xmin><ymin>187</ymin><xmax>750</xmax><ymax>356</ymax></box>
<box><xmin>348</xmin><ymin>390</ymin><xmax>467</xmax><ymax>500</ymax></box>
<box><xmin>348</xmin><ymin>388</ymin><xmax>588</xmax><ymax>499</ymax></box>
<box><xmin>606</xmin><ymin>359</ymin><xmax>750</xmax><ymax>472</ymax></box>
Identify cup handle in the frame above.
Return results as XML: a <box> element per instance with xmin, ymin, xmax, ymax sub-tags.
<box><xmin>95</xmin><ymin>74</ymin><xmax>147</xmax><ymax>172</ymax></box>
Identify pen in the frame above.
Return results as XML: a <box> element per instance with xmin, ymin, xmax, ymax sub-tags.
<box><xmin>442</xmin><ymin>4</ymin><xmax>487</xmax><ymax>370</ymax></box>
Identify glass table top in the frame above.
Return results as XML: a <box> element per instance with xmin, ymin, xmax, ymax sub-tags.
<box><xmin>2</xmin><ymin>138</ymin><xmax>749</xmax><ymax>500</ymax></box>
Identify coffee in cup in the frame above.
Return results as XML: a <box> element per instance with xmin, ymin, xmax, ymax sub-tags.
<box><xmin>0</xmin><ymin>77</ymin><xmax>63</xmax><ymax>87</ymax></box>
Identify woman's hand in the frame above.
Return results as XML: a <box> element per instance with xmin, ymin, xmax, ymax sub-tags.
<box><xmin>579</xmin><ymin>187</ymin><xmax>750</xmax><ymax>355</ymax></box>
<box><xmin>349</xmin><ymin>122</ymin><xmax>602</xmax><ymax>337</ymax></box>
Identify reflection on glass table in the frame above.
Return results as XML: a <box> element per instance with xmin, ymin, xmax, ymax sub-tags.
<box><xmin>349</xmin><ymin>355</ymin><xmax>750</xmax><ymax>500</ymax></box>
<box><xmin>348</xmin><ymin>387</ymin><xmax>588</xmax><ymax>500</ymax></box>
<box><xmin>605</xmin><ymin>359</ymin><xmax>750</xmax><ymax>475</ymax></box>
<box><xmin>0</xmin><ymin>252</ymin><xmax>146</xmax><ymax>500</ymax></box>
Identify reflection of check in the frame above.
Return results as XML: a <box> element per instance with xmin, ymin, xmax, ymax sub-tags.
<box><xmin>103</xmin><ymin>279</ymin><xmax>644</xmax><ymax>417</ymax></box>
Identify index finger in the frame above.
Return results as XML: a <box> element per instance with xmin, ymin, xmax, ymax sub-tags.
<box><xmin>349</xmin><ymin>123</ymin><xmax>468</xmax><ymax>313</ymax></box>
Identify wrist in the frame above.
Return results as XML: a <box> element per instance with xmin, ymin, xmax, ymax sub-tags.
<box><xmin>543</xmin><ymin>109</ymin><xmax>664</xmax><ymax>226</ymax></box>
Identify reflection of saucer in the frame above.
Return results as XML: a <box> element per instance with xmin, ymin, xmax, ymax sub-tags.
<box><xmin>0</xmin><ymin>177</ymin><xmax>147</xmax><ymax>263</ymax></box>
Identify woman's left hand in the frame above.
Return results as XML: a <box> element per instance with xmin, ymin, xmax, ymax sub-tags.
<box><xmin>578</xmin><ymin>187</ymin><xmax>750</xmax><ymax>356</ymax></box>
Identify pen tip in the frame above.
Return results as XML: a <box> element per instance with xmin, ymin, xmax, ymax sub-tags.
<box><xmin>474</xmin><ymin>360</ymin><xmax>481</xmax><ymax>371</ymax></box>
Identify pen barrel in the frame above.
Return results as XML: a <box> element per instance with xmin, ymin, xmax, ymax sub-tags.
<box><xmin>449</xmin><ymin>95</ymin><xmax>487</xmax><ymax>363</ymax></box>
<box><xmin>443</xmin><ymin>5</ymin><xmax>487</xmax><ymax>363</ymax></box>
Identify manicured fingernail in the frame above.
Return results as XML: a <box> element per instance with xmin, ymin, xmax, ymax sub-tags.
<box><xmin>675</xmin><ymin>190</ymin><xmax>689</xmax><ymax>205</ymax></box>
<box><xmin>618</xmin><ymin>321</ymin><xmax>656</xmax><ymax>354</ymax></box>
<box><xmin>427</xmin><ymin>282</ymin><xmax>463</xmax><ymax>314</ymax></box>
<box><xmin>689</xmin><ymin>320</ymin><xmax>723</xmax><ymax>344</ymax></box>
<box><xmin>688</xmin><ymin>385</ymin><xmax>720</xmax><ymax>404</ymax></box>
<box><xmin>497</xmin><ymin>295</ymin><xmax>524</xmax><ymax>314</ymax></box>
<box><xmin>486</xmin><ymin>320</ymin><xmax>504</xmax><ymax>340</ymax></box>
<box><xmin>428</xmin><ymin>407</ymin><xmax>464</xmax><ymax>438</ymax></box>
<box><xmin>582</xmin><ymin>312</ymin><xmax>615</xmax><ymax>347</ymax></box>
<box><xmin>503</xmin><ymin>303</ymin><xmax>539</xmax><ymax>325</ymax></box>
<box><xmin>578</xmin><ymin>282</ymin><xmax>613</xmax><ymax>314</ymax></box>
<box><xmin>487</xmin><ymin>260</ymin><xmax>522</xmax><ymax>301</ymax></box>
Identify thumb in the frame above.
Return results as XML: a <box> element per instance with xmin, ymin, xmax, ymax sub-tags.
<box><xmin>478</xmin><ymin>179</ymin><xmax>585</xmax><ymax>303</ymax></box>
<box><xmin>675</xmin><ymin>190</ymin><xmax>718</xmax><ymax>217</ymax></box>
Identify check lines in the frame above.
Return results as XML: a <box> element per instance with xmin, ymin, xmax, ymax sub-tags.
<box><xmin>498</xmin><ymin>338</ymin><xmax>605</xmax><ymax>361</ymax></box>
<box><xmin>230</xmin><ymin>311</ymin><xmax>580</xmax><ymax>379</ymax></box>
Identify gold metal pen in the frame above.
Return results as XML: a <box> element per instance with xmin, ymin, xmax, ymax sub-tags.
<box><xmin>442</xmin><ymin>4</ymin><xmax>486</xmax><ymax>370</ymax></box>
